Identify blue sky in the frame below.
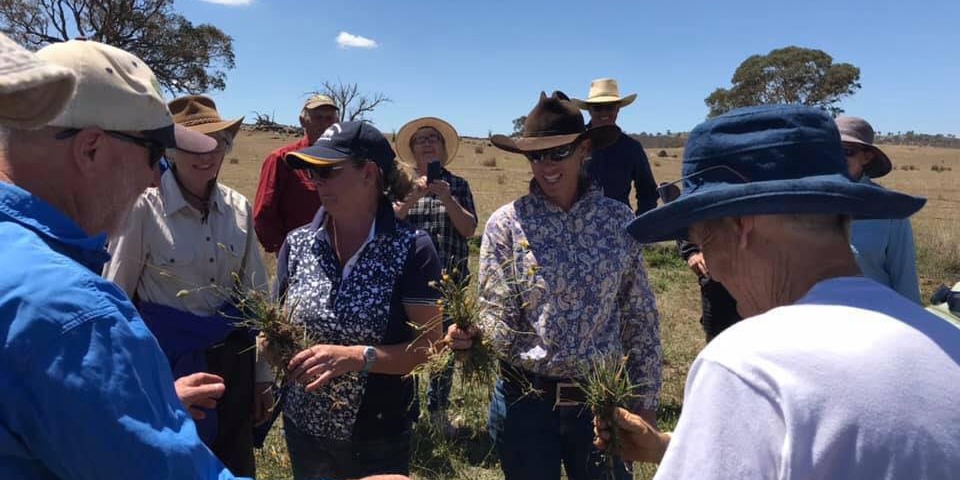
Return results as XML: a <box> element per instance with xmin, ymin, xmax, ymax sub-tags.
<box><xmin>181</xmin><ymin>0</ymin><xmax>959</xmax><ymax>138</ymax></box>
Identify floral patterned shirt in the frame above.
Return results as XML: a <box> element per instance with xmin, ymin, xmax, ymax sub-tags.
<box><xmin>478</xmin><ymin>185</ymin><xmax>662</xmax><ymax>410</ymax></box>
<box><xmin>276</xmin><ymin>202</ymin><xmax>441</xmax><ymax>441</ymax></box>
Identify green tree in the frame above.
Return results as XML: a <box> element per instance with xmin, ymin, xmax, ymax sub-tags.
<box><xmin>705</xmin><ymin>46</ymin><xmax>861</xmax><ymax>117</ymax></box>
<box><xmin>0</xmin><ymin>0</ymin><xmax>235</xmax><ymax>94</ymax></box>
<box><xmin>512</xmin><ymin>115</ymin><xmax>527</xmax><ymax>137</ymax></box>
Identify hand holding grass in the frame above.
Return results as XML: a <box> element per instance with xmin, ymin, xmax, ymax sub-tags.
<box><xmin>444</xmin><ymin>323</ymin><xmax>479</xmax><ymax>351</ymax></box>
<box><xmin>593</xmin><ymin>407</ymin><xmax>671</xmax><ymax>463</ymax></box>
<box><xmin>287</xmin><ymin>344</ymin><xmax>364</xmax><ymax>392</ymax></box>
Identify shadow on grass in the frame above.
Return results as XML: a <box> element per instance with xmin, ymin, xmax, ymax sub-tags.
<box><xmin>411</xmin><ymin>421</ymin><xmax>497</xmax><ymax>479</ymax></box>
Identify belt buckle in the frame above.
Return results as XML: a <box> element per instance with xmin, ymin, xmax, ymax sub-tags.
<box><xmin>554</xmin><ymin>382</ymin><xmax>582</xmax><ymax>408</ymax></box>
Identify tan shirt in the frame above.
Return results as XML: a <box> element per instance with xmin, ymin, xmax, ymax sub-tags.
<box><xmin>104</xmin><ymin>170</ymin><xmax>272</xmax><ymax>381</ymax></box>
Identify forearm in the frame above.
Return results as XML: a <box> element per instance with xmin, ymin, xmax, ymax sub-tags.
<box><xmin>442</xmin><ymin>196</ymin><xmax>477</xmax><ymax>238</ymax></box>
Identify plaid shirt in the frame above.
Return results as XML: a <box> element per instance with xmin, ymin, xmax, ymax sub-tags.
<box><xmin>406</xmin><ymin>168</ymin><xmax>476</xmax><ymax>280</ymax></box>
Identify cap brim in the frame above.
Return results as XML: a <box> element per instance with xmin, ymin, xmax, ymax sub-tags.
<box><xmin>285</xmin><ymin>144</ymin><xmax>351</xmax><ymax>169</ymax></box>
<box><xmin>625</xmin><ymin>174</ymin><xmax>926</xmax><ymax>244</ymax></box>
<box><xmin>143</xmin><ymin>124</ymin><xmax>218</xmax><ymax>153</ymax></box>
<box><xmin>396</xmin><ymin>117</ymin><xmax>460</xmax><ymax>167</ymax></box>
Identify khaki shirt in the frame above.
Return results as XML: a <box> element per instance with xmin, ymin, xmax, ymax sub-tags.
<box><xmin>104</xmin><ymin>170</ymin><xmax>272</xmax><ymax>381</ymax></box>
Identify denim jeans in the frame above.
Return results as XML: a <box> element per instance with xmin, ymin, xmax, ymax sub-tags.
<box><xmin>488</xmin><ymin>378</ymin><xmax>632</xmax><ymax>480</ymax></box>
<box><xmin>282</xmin><ymin>416</ymin><xmax>411</xmax><ymax>480</ymax></box>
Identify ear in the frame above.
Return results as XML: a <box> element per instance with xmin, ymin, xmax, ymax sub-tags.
<box><xmin>68</xmin><ymin>128</ymin><xmax>107</xmax><ymax>177</ymax></box>
<box><xmin>734</xmin><ymin>216</ymin><xmax>755</xmax><ymax>249</ymax></box>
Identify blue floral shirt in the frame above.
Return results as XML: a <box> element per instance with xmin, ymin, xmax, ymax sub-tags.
<box><xmin>478</xmin><ymin>185</ymin><xmax>662</xmax><ymax>411</ymax></box>
<box><xmin>276</xmin><ymin>202</ymin><xmax>440</xmax><ymax>441</ymax></box>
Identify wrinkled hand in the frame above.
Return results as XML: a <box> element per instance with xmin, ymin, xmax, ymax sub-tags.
<box><xmin>687</xmin><ymin>252</ymin><xmax>709</xmax><ymax>278</ymax></box>
<box><xmin>287</xmin><ymin>345</ymin><xmax>362</xmax><ymax>392</ymax></box>
<box><xmin>593</xmin><ymin>407</ymin><xmax>670</xmax><ymax>463</ymax></box>
<box><xmin>427</xmin><ymin>179</ymin><xmax>453</xmax><ymax>203</ymax></box>
<box><xmin>445</xmin><ymin>323</ymin><xmax>479</xmax><ymax>351</ymax></box>
<box><xmin>252</xmin><ymin>381</ymin><xmax>275</xmax><ymax>426</ymax></box>
<box><xmin>174</xmin><ymin>372</ymin><xmax>225</xmax><ymax>420</ymax></box>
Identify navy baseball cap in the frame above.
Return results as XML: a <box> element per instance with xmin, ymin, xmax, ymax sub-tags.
<box><xmin>286</xmin><ymin>121</ymin><xmax>396</xmax><ymax>174</ymax></box>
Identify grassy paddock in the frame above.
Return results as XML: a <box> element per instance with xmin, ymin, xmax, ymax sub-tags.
<box><xmin>216</xmin><ymin>131</ymin><xmax>959</xmax><ymax>479</ymax></box>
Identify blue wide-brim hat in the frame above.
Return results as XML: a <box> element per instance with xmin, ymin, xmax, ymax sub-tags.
<box><xmin>626</xmin><ymin>104</ymin><xmax>926</xmax><ymax>244</ymax></box>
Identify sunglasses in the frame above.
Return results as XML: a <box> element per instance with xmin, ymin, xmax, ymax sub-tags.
<box><xmin>842</xmin><ymin>146</ymin><xmax>865</xmax><ymax>157</ymax></box>
<box><xmin>589</xmin><ymin>104</ymin><xmax>619</xmax><ymax>113</ymax></box>
<box><xmin>305</xmin><ymin>165</ymin><xmax>346</xmax><ymax>180</ymax></box>
<box><xmin>655</xmin><ymin>165</ymin><xmax>751</xmax><ymax>203</ymax></box>
<box><xmin>525</xmin><ymin>144</ymin><xmax>579</xmax><ymax>164</ymax></box>
<box><xmin>56</xmin><ymin>128</ymin><xmax>166</xmax><ymax>169</ymax></box>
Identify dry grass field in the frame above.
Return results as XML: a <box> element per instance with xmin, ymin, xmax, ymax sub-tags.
<box><xmin>216</xmin><ymin>128</ymin><xmax>959</xmax><ymax>480</ymax></box>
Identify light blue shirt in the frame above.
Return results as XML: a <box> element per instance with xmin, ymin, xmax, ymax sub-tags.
<box><xmin>850</xmin><ymin>178</ymin><xmax>921</xmax><ymax>304</ymax></box>
<box><xmin>0</xmin><ymin>183</ymin><xmax>243</xmax><ymax>480</ymax></box>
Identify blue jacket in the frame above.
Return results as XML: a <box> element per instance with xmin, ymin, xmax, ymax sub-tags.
<box><xmin>0</xmin><ymin>183</ymin><xmax>243</xmax><ymax>480</ymax></box>
<box><xmin>585</xmin><ymin>130</ymin><xmax>659</xmax><ymax>215</ymax></box>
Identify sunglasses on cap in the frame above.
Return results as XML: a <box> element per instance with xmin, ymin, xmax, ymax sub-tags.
<box><xmin>305</xmin><ymin>165</ymin><xmax>346</xmax><ymax>180</ymax></box>
<box><xmin>655</xmin><ymin>165</ymin><xmax>751</xmax><ymax>204</ymax></box>
<box><xmin>525</xmin><ymin>143</ymin><xmax>580</xmax><ymax>164</ymax></box>
<box><xmin>56</xmin><ymin>128</ymin><xmax>165</xmax><ymax>170</ymax></box>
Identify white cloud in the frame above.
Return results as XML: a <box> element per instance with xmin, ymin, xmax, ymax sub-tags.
<box><xmin>199</xmin><ymin>0</ymin><xmax>253</xmax><ymax>5</ymax></box>
<box><xmin>336</xmin><ymin>31</ymin><xmax>379</xmax><ymax>49</ymax></box>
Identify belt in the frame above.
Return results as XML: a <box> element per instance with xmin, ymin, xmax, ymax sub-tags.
<box><xmin>500</xmin><ymin>361</ymin><xmax>587</xmax><ymax>408</ymax></box>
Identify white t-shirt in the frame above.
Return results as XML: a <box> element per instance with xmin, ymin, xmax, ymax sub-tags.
<box><xmin>655</xmin><ymin>276</ymin><xmax>960</xmax><ymax>480</ymax></box>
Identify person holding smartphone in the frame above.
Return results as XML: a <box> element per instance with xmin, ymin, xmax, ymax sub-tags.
<box><xmin>393</xmin><ymin>117</ymin><xmax>477</xmax><ymax>434</ymax></box>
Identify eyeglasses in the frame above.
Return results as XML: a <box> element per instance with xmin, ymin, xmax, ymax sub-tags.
<box><xmin>412</xmin><ymin>134</ymin><xmax>443</xmax><ymax>146</ymax></box>
<box><xmin>525</xmin><ymin>144</ymin><xmax>579</xmax><ymax>164</ymax></box>
<box><xmin>305</xmin><ymin>165</ymin><xmax>346</xmax><ymax>180</ymax></box>
<box><xmin>56</xmin><ymin>128</ymin><xmax>166</xmax><ymax>170</ymax></box>
<box><xmin>842</xmin><ymin>146</ymin><xmax>865</xmax><ymax>157</ymax></box>
<box><xmin>655</xmin><ymin>165</ymin><xmax>750</xmax><ymax>203</ymax></box>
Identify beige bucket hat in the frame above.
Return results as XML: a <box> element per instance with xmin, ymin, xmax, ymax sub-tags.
<box><xmin>572</xmin><ymin>78</ymin><xmax>637</xmax><ymax>110</ymax></box>
<box><xmin>396</xmin><ymin>117</ymin><xmax>460</xmax><ymax>166</ymax></box>
<box><xmin>0</xmin><ymin>33</ymin><xmax>77</xmax><ymax>129</ymax></box>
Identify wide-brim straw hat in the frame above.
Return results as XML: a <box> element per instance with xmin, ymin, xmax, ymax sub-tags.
<box><xmin>572</xmin><ymin>78</ymin><xmax>637</xmax><ymax>110</ymax></box>
<box><xmin>396</xmin><ymin>116</ymin><xmax>460</xmax><ymax>167</ymax></box>
<box><xmin>835</xmin><ymin>115</ymin><xmax>892</xmax><ymax>178</ymax></box>
<box><xmin>491</xmin><ymin>91</ymin><xmax>620</xmax><ymax>153</ymax></box>
<box><xmin>0</xmin><ymin>32</ymin><xmax>77</xmax><ymax>129</ymax></box>
<box><xmin>626</xmin><ymin>104</ymin><xmax>925</xmax><ymax>244</ymax></box>
<box><xmin>168</xmin><ymin>94</ymin><xmax>243</xmax><ymax>138</ymax></box>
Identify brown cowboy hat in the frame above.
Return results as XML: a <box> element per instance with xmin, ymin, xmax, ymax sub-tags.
<box><xmin>396</xmin><ymin>116</ymin><xmax>460</xmax><ymax>167</ymax></box>
<box><xmin>491</xmin><ymin>91</ymin><xmax>620</xmax><ymax>153</ymax></box>
<box><xmin>835</xmin><ymin>115</ymin><xmax>892</xmax><ymax>178</ymax></box>
<box><xmin>572</xmin><ymin>78</ymin><xmax>637</xmax><ymax>110</ymax></box>
<box><xmin>168</xmin><ymin>95</ymin><xmax>243</xmax><ymax>138</ymax></box>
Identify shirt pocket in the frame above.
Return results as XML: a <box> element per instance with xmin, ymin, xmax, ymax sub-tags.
<box><xmin>148</xmin><ymin>242</ymin><xmax>197</xmax><ymax>283</ymax></box>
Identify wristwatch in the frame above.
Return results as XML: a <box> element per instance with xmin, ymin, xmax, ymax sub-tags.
<box><xmin>360</xmin><ymin>346</ymin><xmax>377</xmax><ymax>374</ymax></box>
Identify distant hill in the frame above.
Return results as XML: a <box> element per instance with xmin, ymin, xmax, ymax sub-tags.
<box><xmin>876</xmin><ymin>133</ymin><xmax>960</xmax><ymax>149</ymax></box>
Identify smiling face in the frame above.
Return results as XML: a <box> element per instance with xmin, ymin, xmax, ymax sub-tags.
<box><xmin>588</xmin><ymin>102</ymin><xmax>620</xmax><ymax>127</ymax></box>
<box><xmin>169</xmin><ymin>131</ymin><xmax>230</xmax><ymax>187</ymax></box>
<box><xmin>526</xmin><ymin>140</ymin><xmax>590</xmax><ymax>210</ymax></box>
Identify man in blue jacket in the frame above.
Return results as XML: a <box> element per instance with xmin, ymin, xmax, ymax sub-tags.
<box><xmin>0</xmin><ymin>38</ymin><xmax>257</xmax><ymax>479</ymax></box>
<box><xmin>574</xmin><ymin>78</ymin><xmax>658</xmax><ymax>214</ymax></box>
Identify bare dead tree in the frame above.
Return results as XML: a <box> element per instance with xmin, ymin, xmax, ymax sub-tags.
<box><xmin>310</xmin><ymin>80</ymin><xmax>391</xmax><ymax>123</ymax></box>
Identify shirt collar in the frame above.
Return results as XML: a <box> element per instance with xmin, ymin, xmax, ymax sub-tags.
<box><xmin>309</xmin><ymin>197</ymin><xmax>398</xmax><ymax>237</ymax></box>
<box><xmin>159</xmin><ymin>169</ymin><xmax>224</xmax><ymax>216</ymax></box>
<box><xmin>527</xmin><ymin>180</ymin><xmax>603</xmax><ymax>213</ymax></box>
<box><xmin>0</xmin><ymin>182</ymin><xmax>110</xmax><ymax>270</ymax></box>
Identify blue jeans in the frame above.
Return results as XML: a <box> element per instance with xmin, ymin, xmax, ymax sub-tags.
<box><xmin>489</xmin><ymin>379</ymin><xmax>632</xmax><ymax>480</ymax></box>
<box><xmin>282</xmin><ymin>416</ymin><xmax>411</xmax><ymax>480</ymax></box>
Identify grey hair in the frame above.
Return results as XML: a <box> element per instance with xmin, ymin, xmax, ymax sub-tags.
<box><xmin>780</xmin><ymin>213</ymin><xmax>852</xmax><ymax>242</ymax></box>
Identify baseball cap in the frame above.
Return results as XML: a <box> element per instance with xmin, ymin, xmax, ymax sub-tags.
<box><xmin>35</xmin><ymin>39</ymin><xmax>215</xmax><ymax>153</ymax></box>
<box><xmin>0</xmin><ymin>32</ymin><xmax>76</xmax><ymax>129</ymax></box>
<box><xmin>285</xmin><ymin>121</ymin><xmax>395</xmax><ymax>174</ymax></box>
<box><xmin>303</xmin><ymin>94</ymin><xmax>338</xmax><ymax>111</ymax></box>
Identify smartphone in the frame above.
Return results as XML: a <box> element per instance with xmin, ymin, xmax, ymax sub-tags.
<box><xmin>427</xmin><ymin>161</ymin><xmax>442</xmax><ymax>183</ymax></box>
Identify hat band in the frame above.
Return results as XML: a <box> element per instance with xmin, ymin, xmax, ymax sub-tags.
<box><xmin>524</xmin><ymin>129</ymin><xmax>584</xmax><ymax>138</ymax></box>
<box><xmin>182</xmin><ymin>115</ymin><xmax>228</xmax><ymax>127</ymax></box>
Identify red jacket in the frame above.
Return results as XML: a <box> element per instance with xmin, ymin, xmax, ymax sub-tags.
<box><xmin>252</xmin><ymin>136</ymin><xmax>321</xmax><ymax>253</ymax></box>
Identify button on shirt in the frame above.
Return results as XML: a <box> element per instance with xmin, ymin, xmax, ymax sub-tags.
<box><xmin>405</xmin><ymin>167</ymin><xmax>476</xmax><ymax>280</ymax></box>
<box><xmin>0</xmin><ymin>182</ymin><xmax>243</xmax><ymax>479</ymax></box>
<box><xmin>103</xmin><ymin>170</ymin><xmax>271</xmax><ymax>380</ymax></box>
<box><xmin>478</xmin><ymin>185</ymin><xmax>662</xmax><ymax>411</ymax></box>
